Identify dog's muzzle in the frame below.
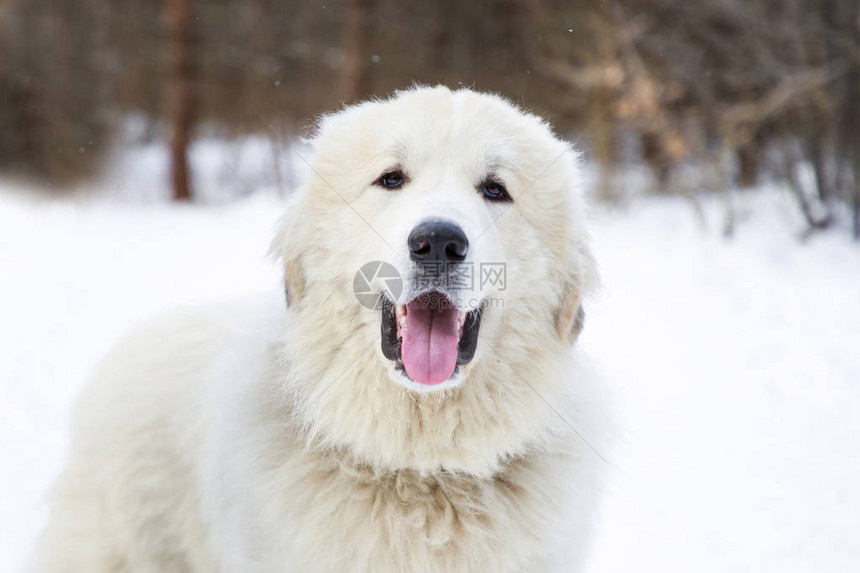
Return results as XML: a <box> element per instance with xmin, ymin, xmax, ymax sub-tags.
<box><xmin>380</xmin><ymin>218</ymin><xmax>482</xmax><ymax>386</ymax></box>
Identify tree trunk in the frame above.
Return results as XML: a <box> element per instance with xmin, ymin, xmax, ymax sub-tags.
<box><xmin>783</xmin><ymin>154</ymin><xmax>831</xmax><ymax>234</ymax></box>
<box><xmin>807</xmin><ymin>135</ymin><xmax>833</xmax><ymax>203</ymax></box>
<box><xmin>641</xmin><ymin>132</ymin><xmax>670</xmax><ymax>189</ymax></box>
<box><xmin>853</xmin><ymin>164</ymin><xmax>860</xmax><ymax>240</ymax></box>
<box><xmin>166</xmin><ymin>0</ymin><xmax>194</xmax><ymax>201</ymax></box>
<box><xmin>853</xmin><ymin>127</ymin><xmax>860</xmax><ymax>240</ymax></box>
<box><xmin>852</xmin><ymin>2</ymin><xmax>860</xmax><ymax>240</ymax></box>
<box><xmin>593</xmin><ymin>92</ymin><xmax>615</xmax><ymax>202</ymax></box>
<box><xmin>340</xmin><ymin>0</ymin><xmax>371</xmax><ymax>104</ymax></box>
<box><xmin>736</xmin><ymin>140</ymin><xmax>759</xmax><ymax>188</ymax></box>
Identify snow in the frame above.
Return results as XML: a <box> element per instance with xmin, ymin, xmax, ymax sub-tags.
<box><xmin>583</xmin><ymin>193</ymin><xmax>860</xmax><ymax>573</ymax></box>
<box><xmin>96</xmin><ymin>116</ymin><xmax>299</xmax><ymax>203</ymax></box>
<box><xmin>1</xmin><ymin>172</ymin><xmax>859</xmax><ymax>572</ymax></box>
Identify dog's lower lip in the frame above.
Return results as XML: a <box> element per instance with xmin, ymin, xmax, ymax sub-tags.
<box><xmin>380</xmin><ymin>297</ymin><xmax>401</xmax><ymax>361</ymax></box>
<box><xmin>379</xmin><ymin>293</ymin><xmax>482</xmax><ymax>380</ymax></box>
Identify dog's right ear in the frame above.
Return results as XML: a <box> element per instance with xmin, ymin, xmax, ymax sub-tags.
<box><xmin>269</xmin><ymin>202</ymin><xmax>306</xmax><ymax>306</ymax></box>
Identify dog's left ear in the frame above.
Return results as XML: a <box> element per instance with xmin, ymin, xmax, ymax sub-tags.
<box><xmin>556</xmin><ymin>284</ymin><xmax>586</xmax><ymax>344</ymax></box>
<box><xmin>549</xmin><ymin>147</ymin><xmax>598</xmax><ymax>345</ymax></box>
<box><xmin>555</xmin><ymin>236</ymin><xmax>598</xmax><ymax>345</ymax></box>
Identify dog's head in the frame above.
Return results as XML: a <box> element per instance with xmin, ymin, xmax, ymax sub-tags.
<box><xmin>272</xmin><ymin>86</ymin><xmax>597</xmax><ymax>473</ymax></box>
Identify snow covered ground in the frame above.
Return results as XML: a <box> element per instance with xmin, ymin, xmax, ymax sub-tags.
<box><xmin>1</xmin><ymin>174</ymin><xmax>859</xmax><ymax>572</ymax></box>
<box><xmin>584</xmin><ymin>193</ymin><xmax>860</xmax><ymax>572</ymax></box>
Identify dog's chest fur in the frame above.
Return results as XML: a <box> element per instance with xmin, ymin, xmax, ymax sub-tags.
<box><xmin>262</xmin><ymin>443</ymin><xmax>570</xmax><ymax>573</ymax></box>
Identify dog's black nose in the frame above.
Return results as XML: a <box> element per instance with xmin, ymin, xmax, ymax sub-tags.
<box><xmin>408</xmin><ymin>220</ymin><xmax>469</xmax><ymax>263</ymax></box>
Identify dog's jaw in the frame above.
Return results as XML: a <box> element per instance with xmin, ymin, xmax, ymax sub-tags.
<box><xmin>380</xmin><ymin>292</ymin><xmax>483</xmax><ymax>392</ymax></box>
<box><xmin>389</xmin><ymin>365</ymin><xmax>467</xmax><ymax>393</ymax></box>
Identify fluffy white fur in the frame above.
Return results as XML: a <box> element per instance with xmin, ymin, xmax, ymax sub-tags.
<box><xmin>29</xmin><ymin>86</ymin><xmax>607</xmax><ymax>573</ymax></box>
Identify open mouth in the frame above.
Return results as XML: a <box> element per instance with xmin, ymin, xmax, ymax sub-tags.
<box><xmin>380</xmin><ymin>291</ymin><xmax>482</xmax><ymax>386</ymax></box>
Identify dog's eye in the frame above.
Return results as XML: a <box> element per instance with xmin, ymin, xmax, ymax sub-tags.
<box><xmin>376</xmin><ymin>171</ymin><xmax>405</xmax><ymax>189</ymax></box>
<box><xmin>481</xmin><ymin>181</ymin><xmax>511</xmax><ymax>202</ymax></box>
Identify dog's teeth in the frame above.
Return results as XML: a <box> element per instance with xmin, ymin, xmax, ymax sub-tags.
<box><xmin>458</xmin><ymin>311</ymin><xmax>466</xmax><ymax>326</ymax></box>
<box><xmin>395</xmin><ymin>304</ymin><xmax>406</xmax><ymax>319</ymax></box>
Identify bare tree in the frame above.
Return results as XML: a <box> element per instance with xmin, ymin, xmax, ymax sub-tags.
<box><xmin>3</xmin><ymin>0</ymin><xmax>860</xmax><ymax>239</ymax></box>
<box><xmin>166</xmin><ymin>0</ymin><xmax>194</xmax><ymax>201</ymax></box>
<box><xmin>853</xmin><ymin>1</ymin><xmax>860</xmax><ymax>239</ymax></box>
<box><xmin>340</xmin><ymin>0</ymin><xmax>371</xmax><ymax>103</ymax></box>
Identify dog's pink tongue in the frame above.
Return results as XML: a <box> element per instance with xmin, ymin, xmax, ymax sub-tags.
<box><xmin>401</xmin><ymin>301</ymin><xmax>460</xmax><ymax>385</ymax></box>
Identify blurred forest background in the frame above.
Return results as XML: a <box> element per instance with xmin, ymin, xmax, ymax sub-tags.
<box><xmin>1</xmin><ymin>0</ymin><xmax>859</xmax><ymax>237</ymax></box>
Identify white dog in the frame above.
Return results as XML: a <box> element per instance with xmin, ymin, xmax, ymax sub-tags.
<box><xmin>29</xmin><ymin>86</ymin><xmax>607</xmax><ymax>573</ymax></box>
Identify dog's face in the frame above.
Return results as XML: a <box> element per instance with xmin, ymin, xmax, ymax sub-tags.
<box><xmin>275</xmin><ymin>87</ymin><xmax>595</xmax><ymax>399</ymax></box>
<box><xmin>274</xmin><ymin>87</ymin><xmax>596</xmax><ymax>471</ymax></box>
<box><xmin>274</xmin><ymin>88</ymin><xmax>596</xmax><ymax>472</ymax></box>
